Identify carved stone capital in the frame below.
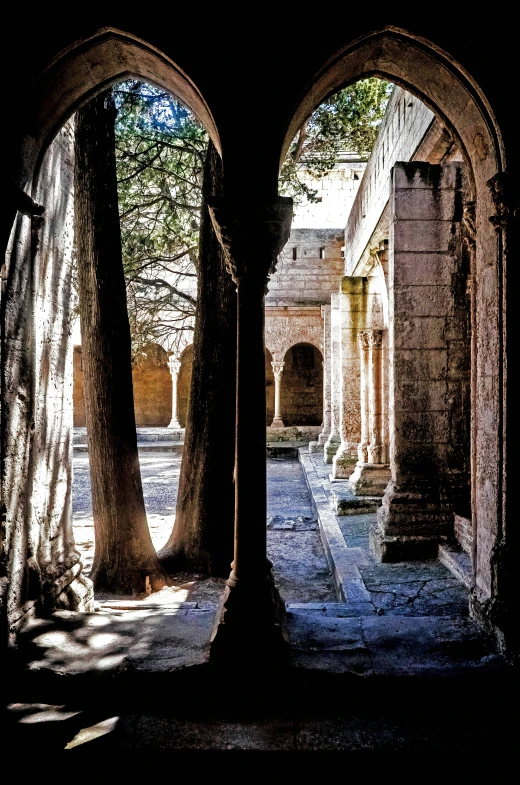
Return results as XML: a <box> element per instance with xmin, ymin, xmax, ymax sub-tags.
<box><xmin>368</xmin><ymin>330</ymin><xmax>383</xmax><ymax>349</ymax></box>
<box><xmin>357</xmin><ymin>330</ymin><xmax>372</xmax><ymax>350</ymax></box>
<box><xmin>208</xmin><ymin>197</ymin><xmax>293</xmax><ymax>288</ymax></box>
<box><xmin>487</xmin><ymin>172</ymin><xmax>518</xmax><ymax>232</ymax></box>
<box><xmin>168</xmin><ymin>357</ymin><xmax>181</xmax><ymax>376</ymax></box>
<box><xmin>271</xmin><ymin>360</ymin><xmax>285</xmax><ymax>380</ymax></box>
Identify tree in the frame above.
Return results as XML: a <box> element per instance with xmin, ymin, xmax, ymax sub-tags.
<box><xmin>279</xmin><ymin>78</ymin><xmax>391</xmax><ymax>204</ymax></box>
<box><xmin>113</xmin><ymin>81</ymin><xmax>207</xmax><ymax>358</ymax></box>
<box><xmin>74</xmin><ymin>89</ymin><xmax>170</xmax><ymax>594</ymax></box>
<box><xmin>106</xmin><ymin>79</ymin><xmax>390</xmax><ymax>359</ymax></box>
<box><xmin>157</xmin><ymin>141</ymin><xmax>237</xmax><ymax>577</ymax></box>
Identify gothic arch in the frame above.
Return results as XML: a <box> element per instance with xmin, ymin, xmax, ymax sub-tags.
<box><xmin>281</xmin><ymin>27</ymin><xmax>507</xmax><ymax>613</ymax></box>
<box><xmin>18</xmin><ymin>26</ymin><xmax>221</xmax><ymax>193</ymax></box>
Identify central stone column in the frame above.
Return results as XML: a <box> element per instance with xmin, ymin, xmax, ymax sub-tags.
<box><xmin>208</xmin><ymin>196</ymin><xmax>292</xmax><ymax>663</ymax></box>
<box><xmin>270</xmin><ymin>361</ymin><xmax>285</xmax><ymax>428</ymax></box>
<box><xmin>167</xmin><ymin>356</ymin><xmax>182</xmax><ymax>429</ymax></box>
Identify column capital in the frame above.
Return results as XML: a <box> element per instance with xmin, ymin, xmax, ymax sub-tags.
<box><xmin>208</xmin><ymin>197</ymin><xmax>293</xmax><ymax>288</ymax></box>
<box><xmin>271</xmin><ymin>360</ymin><xmax>285</xmax><ymax>379</ymax></box>
<box><xmin>367</xmin><ymin>330</ymin><xmax>383</xmax><ymax>349</ymax></box>
<box><xmin>357</xmin><ymin>330</ymin><xmax>372</xmax><ymax>350</ymax></box>
<box><xmin>168</xmin><ymin>356</ymin><xmax>181</xmax><ymax>376</ymax></box>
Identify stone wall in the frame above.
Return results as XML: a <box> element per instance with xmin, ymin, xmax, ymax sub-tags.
<box><xmin>373</xmin><ymin>162</ymin><xmax>471</xmax><ymax>560</ymax></box>
<box><xmin>2</xmin><ymin>124</ymin><xmax>93</xmax><ymax>642</ymax></box>
<box><xmin>265</xmin><ymin>306</ymin><xmax>323</xmax><ymax>362</ymax></box>
<box><xmin>345</xmin><ymin>88</ymin><xmax>435</xmax><ymax>275</ymax></box>
<box><xmin>267</xmin><ymin>228</ymin><xmax>344</xmax><ymax>306</ymax></box>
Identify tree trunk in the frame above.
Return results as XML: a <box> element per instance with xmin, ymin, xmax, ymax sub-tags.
<box><xmin>158</xmin><ymin>142</ymin><xmax>236</xmax><ymax>576</ymax></box>
<box><xmin>74</xmin><ymin>90</ymin><xmax>169</xmax><ymax>595</ymax></box>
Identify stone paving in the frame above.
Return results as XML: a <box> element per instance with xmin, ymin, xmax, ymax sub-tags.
<box><xmin>72</xmin><ymin>445</ymin><xmax>337</xmax><ymax>604</ymax></box>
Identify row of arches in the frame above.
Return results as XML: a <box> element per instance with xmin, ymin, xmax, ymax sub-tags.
<box><xmin>73</xmin><ymin>342</ymin><xmax>324</xmax><ymax>428</ymax></box>
<box><xmin>2</xmin><ymin>24</ymin><xmax>513</xmax><ymax>654</ymax></box>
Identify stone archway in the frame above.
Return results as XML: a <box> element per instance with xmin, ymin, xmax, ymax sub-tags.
<box><xmin>281</xmin><ymin>343</ymin><xmax>323</xmax><ymax>427</ymax></box>
<box><xmin>2</xmin><ymin>31</ymin><xmax>220</xmax><ymax>630</ymax></box>
<box><xmin>281</xmin><ymin>26</ymin><xmax>508</xmax><ymax>637</ymax></box>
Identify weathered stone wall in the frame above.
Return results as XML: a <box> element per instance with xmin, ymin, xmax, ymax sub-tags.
<box><xmin>2</xmin><ymin>124</ymin><xmax>93</xmax><ymax>641</ymax></box>
<box><xmin>132</xmin><ymin>345</ymin><xmax>172</xmax><ymax>427</ymax></box>
<box><xmin>265</xmin><ymin>306</ymin><xmax>323</xmax><ymax>363</ymax></box>
<box><xmin>267</xmin><ymin>228</ymin><xmax>344</xmax><ymax>306</ymax></box>
<box><xmin>280</xmin><ymin>344</ymin><xmax>323</xmax><ymax>426</ymax></box>
<box><xmin>345</xmin><ymin>88</ymin><xmax>435</xmax><ymax>275</ymax></box>
<box><xmin>373</xmin><ymin>162</ymin><xmax>471</xmax><ymax>560</ymax></box>
<box><xmin>290</xmin><ymin>156</ymin><xmax>366</xmax><ymax>229</ymax></box>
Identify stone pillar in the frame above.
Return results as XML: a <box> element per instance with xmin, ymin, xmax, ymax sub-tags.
<box><xmin>371</xmin><ymin>162</ymin><xmax>470</xmax><ymax>561</ymax></box>
<box><xmin>270</xmin><ymin>361</ymin><xmax>285</xmax><ymax>427</ymax></box>
<box><xmin>332</xmin><ymin>277</ymin><xmax>367</xmax><ymax>478</ymax></box>
<box><xmin>167</xmin><ymin>357</ymin><xmax>182</xmax><ymax>429</ymax></box>
<box><xmin>208</xmin><ymin>196</ymin><xmax>292</xmax><ymax>663</ymax></box>
<box><xmin>350</xmin><ymin>329</ymin><xmax>390</xmax><ymax>495</ymax></box>
<box><xmin>318</xmin><ymin>304</ymin><xmax>332</xmax><ymax>446</ymax></box>
<box><xmin>323</xmin><ymin>293</ymin><xmax>341</xmax><ymax>463</ymax></box>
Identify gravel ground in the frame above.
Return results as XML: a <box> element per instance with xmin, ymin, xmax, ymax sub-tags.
<box><xmin>72</xmin><ymin>452</ymin><xmax>337</xmax><ymax>603</ymax></box>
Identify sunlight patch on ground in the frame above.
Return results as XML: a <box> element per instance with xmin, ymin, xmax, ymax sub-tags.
<box><xmin>64</xmin><ymin>716</ymin><xmax>119</xmax><ymax>748</ymax></box>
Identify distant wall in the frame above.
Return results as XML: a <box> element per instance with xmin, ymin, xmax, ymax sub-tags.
<box><xmin>74</xmin><ymin>343</ymin><xmax>175</xmax><ymax>428</ymax></box>
<box><xmin>266</xmin><ymin>228</ymin><xmax>344</xmax><ymax>306</ymax></box>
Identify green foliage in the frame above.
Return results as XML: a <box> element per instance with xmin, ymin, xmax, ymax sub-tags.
<box><xmin>88</xmin><ymin>78</ymin><xmax>390</xmax><ymax>356</ymax></box>
<box><xmin>280</xmin><ymin>78</ymin><xmax>392</xmax><ymax>204</ymax></box>
<box><xmin>113</xmin><ymin>81</ymin><xmax>208</xmax><ymax>357</ymax></box>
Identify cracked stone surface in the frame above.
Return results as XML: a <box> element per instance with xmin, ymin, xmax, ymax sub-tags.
<box><xmin>73</xmin><ymin>450</ymin><xmax>337</xmax><ymax>604</ymax></box>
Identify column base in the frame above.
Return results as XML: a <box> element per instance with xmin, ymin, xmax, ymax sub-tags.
<box><xmin>308</xmin><ymin>441</ymin><xmax>321</xmax><ymax>454</ymax></box>
<box><xmin>332</xmin><ymin>444</ymin><xmax>357</xmax><ymax>478</ymax></box>
<box><xmin>317</xmin><ymin>429</ymin><xmax>330</xmax><ymax>446</ymax></box>
<box><xmin>349</xmin><ymin>462</ymin><xmax>390</xmax><ymax>496</ymax></box>
<box><xmin>370</xmin><ymin>481</ymin><xmax>453</xmax><ymax>561</ymax></box>
<box><xmin>210</xmin><ymin>567</ymin><xmax>289</xmax><ymax>667</ymax></box>
<box><xmin>270</xmin><ymin>418</ymin><xmax>285</xmax><ymax>428</ymax></box>
<box><xmin>168</xmin><ymin>418</ymin><xmax>182</xmax><ymax>429</ymax></box>
<box><xmin>323</xmin><ymin>436</ymin><xmax>340</xmax><ymax>464</ymax></box>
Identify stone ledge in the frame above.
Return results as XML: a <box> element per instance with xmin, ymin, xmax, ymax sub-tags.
<box><xmin>299</xmin><ymin>450</ymin><xmax>372</xmax><ymax>604</ymax></box>
<box><xmin>438</xmin><ymin>542</ymin><xmax>473</xmax><ymax>589</ymax></box>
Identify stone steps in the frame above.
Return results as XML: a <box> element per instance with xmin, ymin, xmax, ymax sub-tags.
<box><xmin>438</xmin><ymin>542</ymin><xmax>473</xmax><ymax>589</ymax></box>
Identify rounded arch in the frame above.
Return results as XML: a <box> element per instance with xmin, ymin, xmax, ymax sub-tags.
<box><xmin>281</xmin><ymin>342</ymin><xmax>323</xmax><ymax>427</ymax></box>
<box><xmin>19</xmin><ymin>27</ymin><xmax>221</xmax><ymax>191</ymax></box>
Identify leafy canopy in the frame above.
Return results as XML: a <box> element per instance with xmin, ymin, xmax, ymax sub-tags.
<box><xmin>280</xmin><ymin>78</ymin><xmax>392</xmax><ymax>204</ymax></box>
<box><xmin>113</xmin><ymin>80</ymin><xmax>207</xmax><ymax>357</ymax></box>
<box><xmin>106</xmin><ymin>78</ymin><xmax>391</xmax><ymax>356</ymax></box>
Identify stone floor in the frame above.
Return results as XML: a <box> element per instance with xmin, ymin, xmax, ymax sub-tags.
<box><xmin>4</xmin><ymin>435</ymin><xmax>512</xmax><ymax>753</ymax></box>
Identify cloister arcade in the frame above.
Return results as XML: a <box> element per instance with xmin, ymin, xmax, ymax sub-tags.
<box><xmin>1</xmin><ymin>22</ymin><xmax>516</xmax><ymax>679</ymax></box>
